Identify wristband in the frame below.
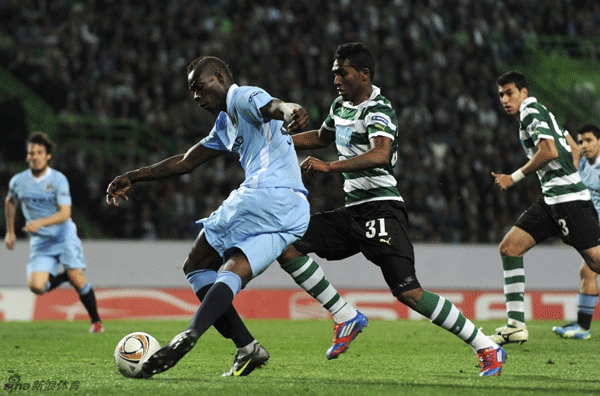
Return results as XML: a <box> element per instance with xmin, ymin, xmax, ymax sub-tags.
<box><xmin>511</xmin><ymin>168</ymin><xmax>526</xmax><ymax>183</ymax></box>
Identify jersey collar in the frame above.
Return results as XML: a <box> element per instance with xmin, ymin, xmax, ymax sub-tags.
<box><xmin>519</xmin><ymin>96</ymin><xmax>537</xmax><ymax>113</ymax></box>
<box><xmin>225</xmin><ymin>84</ymin><xmax>240</xmax><ymax>115</ymax></box>
<box><xmin>29</xmin><ymin>167</ymin><xmax>53</xmax><ymax>182</ymax></box>
<box><xmin>343</xmin><ymin>85</ymin><xmax>381</xmax><ymax>108</ymax></box>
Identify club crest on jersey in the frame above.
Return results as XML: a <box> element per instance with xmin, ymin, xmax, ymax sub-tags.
<box><xmin>46</xmin><ymin>183</ymin><xmax>54</xmax><ymax>192</ymax></box>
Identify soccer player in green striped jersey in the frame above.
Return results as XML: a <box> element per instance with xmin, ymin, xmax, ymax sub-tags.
<box><xmin>490</xmin><ymin>71</ymin><xmax>600</xmax><ymax>345</ymax></box>
<box><xmin>278</xmin><ymin>43</ymin><xmax>506</xmax><ymax>376</ymax></box>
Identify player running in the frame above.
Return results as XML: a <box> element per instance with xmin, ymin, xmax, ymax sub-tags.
<box><xmin>490</xmin><ymin>71</ymin><xmax>600</xmax><ymax>345</ymax></box>
<box><xmin>278</xmin><ymin>42</ymin><xmax>506</xmax><ymax>376</ymax></box>
<box><xmin>4</xmin><ymin>132</ymin><xmax>103</xmax><ymax>333</ymax></box>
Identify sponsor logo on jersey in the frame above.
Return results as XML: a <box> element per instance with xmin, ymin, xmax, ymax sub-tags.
<box><xmin>248</xmin><ymin>91</ymin><xmax>261</xmax><ymax>102</ymax></box>
<box><xmin>527</xmin><ymin>119</ymin><xmax>541</xmax><ymax>134</ymax></box>
<box><xmin>336</xmin><ymin>126</ymin><xmax>353</xmax><ymax>147</ymax></box>
<box><xmin>371</xmin><ymin>115</ymin><xmax>389</xmax><ymax>125</ymax></box>
<box><xmin>232</xmin><ymin>136</ymin><xmax>244</xmax><ymax>151</ymax></box>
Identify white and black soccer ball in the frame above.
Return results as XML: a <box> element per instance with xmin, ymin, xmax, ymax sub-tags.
<box><xmin>114</xmin><ymin>332</ymin><xmax>161</xmax><ymax>378</ymax></box>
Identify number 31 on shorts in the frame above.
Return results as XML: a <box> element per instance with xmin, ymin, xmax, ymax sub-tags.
<box><xmin>365</xmin><ymin>218</ymin><xmax>388</xmax><ymax>238</ymax></box>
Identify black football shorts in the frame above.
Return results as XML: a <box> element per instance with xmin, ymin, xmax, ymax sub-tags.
<box><xmin>515</xmin><ymin>197</ymin><xmax>600</xmax><ymax>250</ymax></box>
<box><xmin>293</xmin><ymin>200</ymin><xmax>420</xmax><ymax>294</ymax></box>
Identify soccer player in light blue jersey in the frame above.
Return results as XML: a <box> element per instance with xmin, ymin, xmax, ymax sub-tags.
<box><xmin>552</xmin><ymin>123</ymin><xmax>600</xmax><ymax>339</ymax></box>
<box><xmin>4</xmin><ymin>132</ymin><xmax>103</xmax><ymax>333</ymax></box>
<box><xmin>491</xmin><ymin>71</ymin><xmax>600</xmax><ymax>346</ymax></box>
<box><xmin>106</xmin><ymin>56</ymin><xmax>357</xmax><ymax>378</ymax></box>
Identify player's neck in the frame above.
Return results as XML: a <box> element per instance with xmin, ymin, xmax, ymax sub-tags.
<box><xmin>588</xmin><ymin>155</ymin><xmax>599</xmax><ymax>166</ymax></box>
<box><xmin>31</xmin><ymin>166</ymin><xmax>49</xmax><ymax>178</ymax></box>
<box><xmin>350</xmin><ymin>85</ymin><xmax>373</xmax><ymax>106</ymax></box>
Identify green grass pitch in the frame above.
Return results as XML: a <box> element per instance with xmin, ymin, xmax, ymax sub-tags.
<box><xmin>2</xmin><ymin>319</ymin><xmax>599</xmax><ymax>395</ymax></box>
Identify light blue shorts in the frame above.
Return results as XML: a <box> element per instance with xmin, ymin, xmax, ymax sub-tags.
<box><xmin>27</xmin><ymin>236</ymin><xmax>86</xmax><ymax>277</ymax></box>
<box><xmin>198</xmin><ymin>186</ymin><xmax>310</xmax><ymax>278</ymax></box>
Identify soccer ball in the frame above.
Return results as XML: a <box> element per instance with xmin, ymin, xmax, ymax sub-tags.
<box><xmin>114</xmin><ymin>332</ymin><xmax>161</xmax><ymax>378</ymax></box>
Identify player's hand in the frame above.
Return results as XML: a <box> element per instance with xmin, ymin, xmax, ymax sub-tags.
<box><xmin>492</xmin><ymin>172</ymin><xmax>515</xmax><ymax>191</ymax></box>
<box><xmin>106</xmin><ymin>175</ymin><xmax>132</xmax><ymax>206</ymax></box>
<box><xmin>287</xmin><ymin>107</ymin><xmax>309</xmax><ymax>133</ymax></box>
<box><xmin>300</xmin><ymin>156</ymin><xmax>330</xmax><ymax>177</ymax></box>
<box><xmin>22</xmin><ymin>220</ymin><xmax>43</xmax><ymax>233</ymax></box>
<box><xmin>4</xmin><ymin>232</ymin><xmax>15</xmax><ymax>250</ymax></box>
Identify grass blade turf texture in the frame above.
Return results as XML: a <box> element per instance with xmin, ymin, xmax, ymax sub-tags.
<box><xmin>1</xmin><ymin>320</ymin><xmax>598</xmax><ymax>395</ymax></box>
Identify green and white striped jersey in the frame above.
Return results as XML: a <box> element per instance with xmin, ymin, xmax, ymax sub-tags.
<box><xmin>518</xmin><ymin>97</ymin><xmax>590</xmax><ymax>204</ymax></box>
<box><xmin>322</xmin><ymin>86</ymin><xmax>402</xmax><ymax>206</ymax></box>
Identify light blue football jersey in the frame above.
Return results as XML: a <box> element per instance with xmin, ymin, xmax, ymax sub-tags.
<box><xmin>7</xmin><ymin>168</ymin><xmax>79</xmax><ymax>244</ymax></box>
<box><xmin>200</xmin><ymin>84</ymin><xmax>307</xmax><ymax>194</ymax></box>
<box><xmin>579</xmin><ymin>157</ymin><xmax>600</xmax><ymax>215</ymax></box>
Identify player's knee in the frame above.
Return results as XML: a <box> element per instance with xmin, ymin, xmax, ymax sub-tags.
<box><xmin>182</xmin><ymin>258</ymin><xmax>194</xmax><ymax>275</ymax></box>
<box><xmin>395</xmin><ymin>288</ymin><xmax>422</xmax><ymax>309</ymax></box>
<box><xmin>68</xmin><ymin>269</ymin><xmax>85</xmax><ymax>283</ymax></box>
<box><xmin>499</xmin><ymin>238</ymin><xmax>519</xmax><ymax>256</ymax></box>
<box><xmin>182</xmin><ymin>255</ymin><xmax>215</xmax><ymax>275</ymax></box>
<box><xmin>585</xmin><ymin>261</ymin><xmax>600</xmax><ymax>275</ymax></box>
<box><xmin>28</xmin><ymin>284</ymin><xmax>46</xmax><ymax>295</ymax></box>
<box><xmin>70</xmin><ymin>279</ymin><xmax>87</xmax><ymax>291</ymax></box>
<box><xmin>580</xmin><ymin>264</ymin><xmax>596</xmax><ymax>279</ymax></box>
<box><xmin>277</xmin><ymin>245</ymin><xmax>301</xmax><ymax>265</ymax></box>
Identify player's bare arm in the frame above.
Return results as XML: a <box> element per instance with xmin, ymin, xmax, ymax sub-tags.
<box><xmin>22</xmin><ymin>204</ymin><xmax>71</xmax><ymax>233</ymax></box>
<box><xmin>567</xmin><ymin>132</ymin><xmax>581</xmax><ymax>168</ymax></box>
<box><xmin>292</xmin><ymin>125</ymin><xmax>335</xmax><ymax>151</ymax></box>
<box><xmin>260</xmin><ymin>99</ymin><xmax>309</xmax><ymax>133</ymax></box>
<box><xmin>106</xmin><ymin>143</ymin><xmax>223</xmax><ymax>206</ymax></box>
<box><xmin>301</xmin><ymin>135</ymin><xmax>392</xmax><ymax>176</ymax></box>
<box><xmin>492</xmin><ymin>138</ymin><xmax>559</xmax><ymax>190</ymax></box>
<box><xmin>4</xmin><ymin>195</ymin><xmax>17</xmax><ymax>250</ymax></box>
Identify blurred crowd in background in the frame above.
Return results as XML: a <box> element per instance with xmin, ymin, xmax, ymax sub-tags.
<box><xmin>1</xmin><ymin>0</ymin><xmax>599</xmax><ymax>242</ymax></box>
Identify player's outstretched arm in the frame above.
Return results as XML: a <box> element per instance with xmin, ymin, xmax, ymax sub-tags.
<box><xmin>106</xmin><ymin>143</ymin><xmax>223</xmax><ymax>206</ymax></box>
<box><xmin>292</xmin><ymin>125</ymin><xmax>335</xmax><ymax>151</ymax></box>
<box><xmin>301</xmin><ymin>135</ymin><xmax>391</xmax><ymax>176</ymax></box>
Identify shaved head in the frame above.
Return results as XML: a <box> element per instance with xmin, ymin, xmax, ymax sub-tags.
<box><xmin>187</xmin><ymin>56</ymin><xmax>233</xmax><ymax>82</ymax></box>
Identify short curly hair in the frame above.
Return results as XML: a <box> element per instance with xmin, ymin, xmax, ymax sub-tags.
<box><xmin>334</xmin><ymin>42</ymin><xmax>375</xmax><ymax>80</ymax></box>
